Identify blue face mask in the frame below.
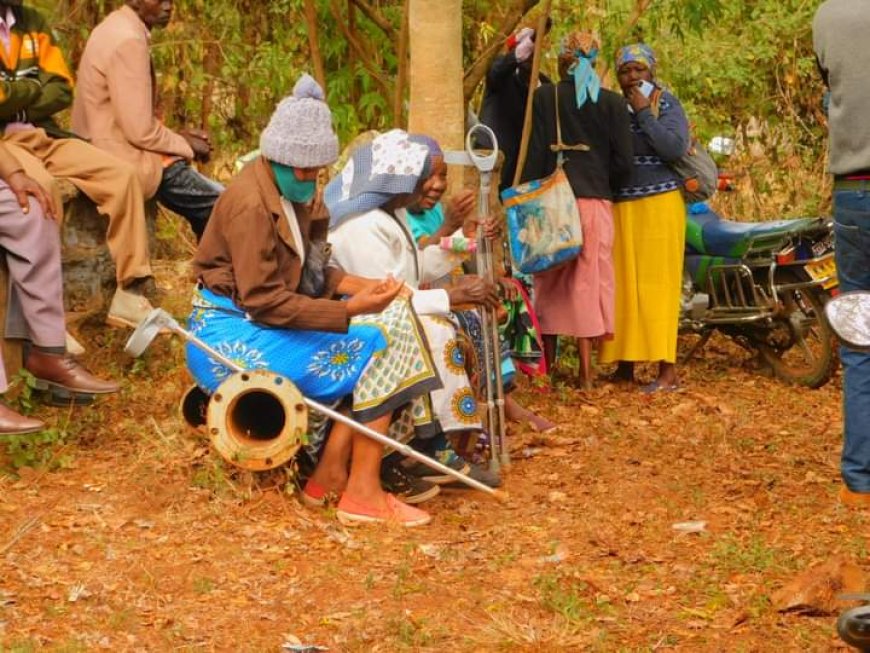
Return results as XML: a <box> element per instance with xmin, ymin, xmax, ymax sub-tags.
<box><xmin>270</xmin><ymin>162</ymin><xmax>316</xmax><ymax>203</ymax></box>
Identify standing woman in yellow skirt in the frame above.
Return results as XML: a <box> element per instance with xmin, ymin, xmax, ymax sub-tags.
<box><xmin>599</xmin><ymin>44</ymin><xmax>690</xmax><ymax>392</ymax></box>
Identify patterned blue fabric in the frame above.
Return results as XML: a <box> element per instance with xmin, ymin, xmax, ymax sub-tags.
<box><xmin>616</xmin><ymin>43</ymin><xmax>656</xmax><ymax>71</ymax></box>
<box><xmin>568</xmin><ymin>54</ymin><xmax>601</xmax><ymax>108</ymax></box>
<box><xmin>324</xmin><ymin>129</ymin><xmax>431</xmax><ymax>228</ymax></box>
<box><xmin>617</xmin><ymin>180</ymin><xmax>680</xmax><ymax>199</ymax></box>
<box><xmin>186</xmin><ymin>288</ymin><xmax>386</xmax><ymax>402</ymax></box>
<box><xmin>501</xmin><ymin>169</ymin><xmax>583</xmax><ymax>274</ymax></box>
<box><xmin>633</xmin><ymin>155</ymin><xmax>664</xmax><ymax>166</ymax></box>
<box><xmin>454</xmin><ymin>310</ymin><xmax>517</xmax><ymax>391</ymax></box>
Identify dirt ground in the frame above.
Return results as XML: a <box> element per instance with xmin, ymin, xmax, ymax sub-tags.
<box><xmin>0</xmin><ymin>260</ymin><xmax>866</xmax><ymax>653</ymax></box>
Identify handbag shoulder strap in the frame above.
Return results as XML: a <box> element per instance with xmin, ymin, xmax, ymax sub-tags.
<box><xmin>649</xmin><ymin>87</ymin><xmax>663</xmax><ymax>119</ymax></box>
<box><xmin>550</xmin><ymin>83</ymin><xmax>590</xmax><ymax>163</ymax></box>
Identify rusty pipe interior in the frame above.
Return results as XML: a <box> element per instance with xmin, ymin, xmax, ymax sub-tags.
<box><xmin>224</xmin><ymin>388</ymin><xmax>287</xmax><ymax>443</ymax></box>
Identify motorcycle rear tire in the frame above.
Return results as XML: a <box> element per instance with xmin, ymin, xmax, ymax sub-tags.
<box><xmin>757</xmin><ymin>268</ymin><xmax>837</xmax><ymax>389</ymax></box>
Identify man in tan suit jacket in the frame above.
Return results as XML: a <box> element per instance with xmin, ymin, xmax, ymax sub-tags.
<box><xmin>72</xmin><ymin>0</ymin><xmax>222</xmax><ymax>241</ymax></box>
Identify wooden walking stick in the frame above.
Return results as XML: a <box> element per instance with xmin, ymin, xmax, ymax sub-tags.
<box><xmin>512</xmin><ymin>0</ymin><xmax>553</xmax><ymax>187</ymax></box>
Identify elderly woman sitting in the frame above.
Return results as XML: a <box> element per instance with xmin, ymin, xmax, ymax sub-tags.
<box><xmin>326</xmin><ymin>130</ymin><xmax>507</xmax><ymax>487</ymax></box>
<box><xmin>186</xmin><ymin>77</ymin><xmax>441</xmax><ymax>527</ymax></box>
<box><xmin>324</xmin><ymin>129</ymin><xmax>520</xmax><ymax>487</ymax></box>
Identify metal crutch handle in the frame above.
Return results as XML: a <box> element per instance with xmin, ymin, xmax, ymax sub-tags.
<box><xmin>464</xmin><ymin>124</ymin><xmax>499</xmax><ymax>174</ymax></box>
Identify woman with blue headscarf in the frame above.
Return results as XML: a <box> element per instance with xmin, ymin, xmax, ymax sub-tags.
<box><xmin>521</xmin><ymin>31</ymin><xmax>633</xmax><ymax>389</ymax></box>
<box><xmin>598</xmin><ymin>43</ymin><xmax>691</xmax><ymax>392</ymax></box>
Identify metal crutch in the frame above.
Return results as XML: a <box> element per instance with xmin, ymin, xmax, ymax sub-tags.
<box><xmin>126</xmin><ymin>308</ymin><xmax>506</xmax><ymax>500</ymax></box>
<box><xmin>464</xmin><ymin>124</ymin><xmax>509</xmax><ymax>472</ymax></box>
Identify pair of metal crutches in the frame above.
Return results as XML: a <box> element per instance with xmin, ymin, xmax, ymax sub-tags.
<box><xmin>446</xmin><ymin>124</ymin><xmax>509</xmax><ymax>473</ymax></box>
<box><xmin>125</xmin><ymin>309</ymin><xmax>505</xmax><ymax>500</ymax></box>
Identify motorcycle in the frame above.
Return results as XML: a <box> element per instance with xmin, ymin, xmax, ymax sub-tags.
<box><xmin>680</xmin><ymin>174</ymin><xmax>838</xmax><ymax>388</ymax></box>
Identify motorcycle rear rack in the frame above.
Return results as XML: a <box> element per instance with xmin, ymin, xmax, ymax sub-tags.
<box><xmin>701</xmin><ymin>262</ymin><xmax>828</xmax><ymax>325</ymax></box>
<box><xmin>703</xmin><ymin>262</ymin><xmax>777</xmax><ymax>323</ymax></box>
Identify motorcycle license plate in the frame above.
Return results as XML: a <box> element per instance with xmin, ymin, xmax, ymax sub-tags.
<box><xmin>805</xmin><ymin>255</ymin><xmax>838</xmax><ymax>290</ymax></box>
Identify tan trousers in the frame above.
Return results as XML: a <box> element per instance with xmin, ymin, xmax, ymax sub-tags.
<box><xmin>4</xmin><ymin>129</ymin><xmax>153</xmax><ymax>285</ymax></box>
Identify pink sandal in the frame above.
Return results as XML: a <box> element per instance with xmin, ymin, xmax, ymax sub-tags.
<box><xmin>301</xmin><ymin>479</ymin><xmax>328</xmax><ymax>508</ymax></box>
<box><xmin>336</xmin><ymin>493</ymin><xmax>431</xmax><ymax>527</ymax></box>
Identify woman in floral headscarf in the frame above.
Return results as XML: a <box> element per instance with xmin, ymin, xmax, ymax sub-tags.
<box><xmin>521</xmin><ymin>31</ymin><xmax>633</xmax><ymax>389</ymax></box>
<box><xmin>327</xmin><ymin>129</ymin><xmax>504</xmax><ymax>490</ymax></box>
<box><xmin>598</xmin><ymin>43</ymin><xmax>691</xmax><ymax>392</ymax></box>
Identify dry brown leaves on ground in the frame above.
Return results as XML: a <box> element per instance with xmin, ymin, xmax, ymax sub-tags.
<box><xmin>0</xmin><ymin>267</ymin><xmax>867</xmax><ymax>652</ymax></box>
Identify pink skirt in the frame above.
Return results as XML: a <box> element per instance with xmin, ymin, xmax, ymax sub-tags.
<box><xmin>532</xmin><ymin>197</ymin><xmax>614</xmax><ymax>339</ymax></box>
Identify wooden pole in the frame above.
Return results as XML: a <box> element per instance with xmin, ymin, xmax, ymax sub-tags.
<box><xmin>512</xmin><ymin>0</ymin><xmax>552</xmax><ymax>187</ymax></box>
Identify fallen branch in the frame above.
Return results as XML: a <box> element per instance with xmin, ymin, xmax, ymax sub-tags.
<box><xmin>0</xmin><ymin>507</ymin><xmax>52</xmax><ymax>556</ymax></box>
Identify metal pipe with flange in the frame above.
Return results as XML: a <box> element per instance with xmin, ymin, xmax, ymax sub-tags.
<box><xmin>126</xmin><ymin>309</ymin><xmax>507</xmax><ymax>499</ymax></box>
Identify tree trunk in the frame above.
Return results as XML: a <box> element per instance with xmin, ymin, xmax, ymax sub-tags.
<box><xmin>303</xmin><ymin>0</ymin><xmax>328</xmax><ymax>92</ymax></box>
<box><xmin>393</xmin><ymin>0</ymin><xmax>410</xmax><ymax>128</ymax></box>
<box><xmin>408</xmin><ymin>0</ymin><xmax>464</xmax><ymax>152</ymax></box>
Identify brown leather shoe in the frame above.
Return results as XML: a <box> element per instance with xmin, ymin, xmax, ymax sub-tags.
<box><xmin>25</xmin><ymin>350</ymin><xmax>121</xmax><ymax>395</ymax></box>
<box><xmin>0</xmin><ymin>403</ymin><xmax>45</xmax><ymax>435</ymax></box>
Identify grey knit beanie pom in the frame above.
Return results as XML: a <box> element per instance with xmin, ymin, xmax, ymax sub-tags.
<box><xmin>260</xmin><ymin>74</ymin><xmax>339</xmax><ymax>168</ymax></box>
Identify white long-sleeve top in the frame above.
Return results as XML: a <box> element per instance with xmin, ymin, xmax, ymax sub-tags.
<box><xmin>329</xmin><ymin>208</ymin><xmax>461</xmax><ymax>315</ymax></box>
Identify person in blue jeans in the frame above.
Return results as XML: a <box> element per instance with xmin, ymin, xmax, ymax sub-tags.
<box><xmin>814</xmin><ymin>0</ymin><xmax>870</xmax><ymax>506</ymax></box>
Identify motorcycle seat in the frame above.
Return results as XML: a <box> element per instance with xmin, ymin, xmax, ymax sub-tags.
<box><xmin>687</xmin><ymin>205</ymin><xmax>822</xmax><ymax>257</ymax></box>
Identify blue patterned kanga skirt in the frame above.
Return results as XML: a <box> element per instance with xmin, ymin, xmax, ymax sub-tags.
<box><xmin>186</xmin><ymin>287</ymin><xmax>442</xmax><ymax>426</ymax></box>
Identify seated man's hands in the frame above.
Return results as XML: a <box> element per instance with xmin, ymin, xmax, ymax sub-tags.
<box><xmin>346</xmin><ymin>276</ymin><xmax>404</xmax><ymax>316</ymax></box>
<box><xmin>5</xmin><ymin>171</ymin><xmax>57</xmax><ymax>220</ymax></box>
<box><xmin>447</xmin><ymin>275</ymin><xmax>500</xmax><ymax>310</ymax></box>
<box><xmin>180</xmin><ymin>128</ymin><xmax>213</xmax><ymax>164</ymax></box>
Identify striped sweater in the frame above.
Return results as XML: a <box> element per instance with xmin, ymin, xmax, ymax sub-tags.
<box><xmin>615</xmin><ymin>88</ymin><xmax>690</xmax><ymax>201</ymax></box>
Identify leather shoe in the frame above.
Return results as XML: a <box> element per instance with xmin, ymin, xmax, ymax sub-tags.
<box><xmin>0</xmin><ymin>403</ymin><xmax>45</xmax><ymax>435</ymax></box>
<box><xmin>25</xmin><ymin>350</ymin><xmax>120</xmax><ymax>395</ymax></box>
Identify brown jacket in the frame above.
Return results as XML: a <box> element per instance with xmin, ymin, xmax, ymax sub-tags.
<box><xmin>71</xmin><ymin>6</ymin><xmax>193</xmax><ymax>199</ymax></box>
<box><xmin>194</xmin><ymin>157</ymin><xmax>348</xmax><ymax>332</ymax></box>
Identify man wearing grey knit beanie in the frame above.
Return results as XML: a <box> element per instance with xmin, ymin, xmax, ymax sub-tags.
<box><xmin>260</xmin><ymin>74</ymin><xmax>340</xmax><ymax>203</ymax></box>
<box><xmin>189</xmin><ymin>77</ymin><xmax>441</xmax><ymax>528</ymax></box>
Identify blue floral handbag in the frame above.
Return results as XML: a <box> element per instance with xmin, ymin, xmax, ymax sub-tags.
<box><xmin>500</xmin><ymin>86</ymin><xmax>583</xmax><ymax>275</ymax></box>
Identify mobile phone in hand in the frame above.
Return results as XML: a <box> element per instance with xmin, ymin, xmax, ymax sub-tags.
<box><xmin>637</xmin><ymin>80</ymin><xmax>655</xmax><ymax>98</ymax></box>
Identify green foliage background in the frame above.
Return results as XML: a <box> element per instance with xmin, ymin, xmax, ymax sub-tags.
<box><xmin>40</xmin><ymin>0</ymin><xmax>828</xmax><ymax>217</ymax></box>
